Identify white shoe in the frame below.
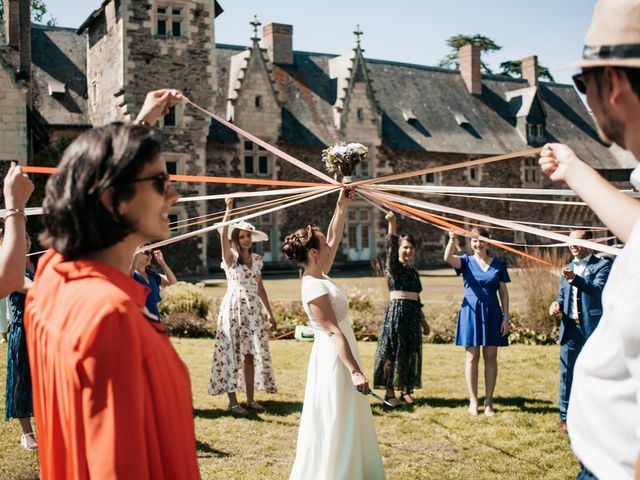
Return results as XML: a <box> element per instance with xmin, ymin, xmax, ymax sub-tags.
<box><xmin>20</xmin><ymin>433</ymin><xmax>37</xmax><ymax>451</ymax></box>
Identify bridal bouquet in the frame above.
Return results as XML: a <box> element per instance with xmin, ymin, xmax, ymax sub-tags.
<box><xmin>322</xmin><ymin>142</ymin><xmax>368</xmax><ymax>183</ymax></box>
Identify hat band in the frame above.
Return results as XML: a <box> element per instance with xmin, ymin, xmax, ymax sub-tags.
<box><xmin>583</xmin><ymin>43</ymin><xmax>640</xmax><ymax>61</ymax></box>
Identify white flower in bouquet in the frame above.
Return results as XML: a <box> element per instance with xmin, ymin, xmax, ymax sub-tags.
<box><xmin>322</xmin><ymin>141</ymin><xmax>368</xmax><ymax>183</ymax></box>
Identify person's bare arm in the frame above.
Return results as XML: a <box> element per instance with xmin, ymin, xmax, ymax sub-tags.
<box><xmin>498</xmin><ymin>282</ymin><xmax>510</xmax><ymax>336</ymax></box>
<box><xmin>258</xmin><ymin>276</ymin><xmax>277</xmax><ymax>330</ymax></box>
<box><xmin>323</xmin><ymin>188</ymin><xmax>352</xmax><ymax>274</ymax></box>
<box><xmin>0</xmin><ymin>163</ymin><xmax>33</xmax><ymax>297</ymax></box>
<box><xmin>308</xmin><ymin>295</ymin><xmax>368</xmax><ymax>395</ymax></box>
<box><xmin>153</xmin><ymin>250</ymin><xmax>177</xmax><ymax>287</ymax></box>
<box><xmin>540</xmin><ymin>143</ymin><xmax>640</xmax><ymax>243</ymax></box>
<box><xmin>444</xmin><ymin>231</ymin><xmax>462</xmax><ymax>270</ymax></box>
<box><xmin>220</xmin><ymin>198</ymin><xmax>235</xmax><ymax>266</ymax></box>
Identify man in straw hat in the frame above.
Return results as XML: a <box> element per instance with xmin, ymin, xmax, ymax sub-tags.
<box><xmin>539</xmin><ymin>1</ymin><xmax>640</xmax><ymax>478</ymax></box>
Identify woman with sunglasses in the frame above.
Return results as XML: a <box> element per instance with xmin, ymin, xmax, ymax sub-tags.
<box><xmin>282</xmin><ymin>188</ymin><xmax>385</xmax><ymax>480</ymax></box>
<box><xmin>132</xmin><ymin>248</ymin><xmax>177</xmax><ymax>321</ymax></box>
<box><xmin>24</xmin><ymin>90</ymin><xmax>201</xmax><ymax>479</ymax></box>
<box><xmin>209</xmin><ymin>197</ymin><xmax>278</xmax><ymax>414</ymax></box>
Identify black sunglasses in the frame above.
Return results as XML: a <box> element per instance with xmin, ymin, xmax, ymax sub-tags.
<box><xmin>130</xmin><ymin>172</ymin><xmax>171</xmax><ymax>195</ymax></box>
<box><xmin>572</xmin><ymin>68</ymin><xmax>604</xmax><ymax>95</ymax></box>
<box><xmin>572</xmin><ymin>72</ymin><xmax>587</xmax><ymax>94</ymax></box>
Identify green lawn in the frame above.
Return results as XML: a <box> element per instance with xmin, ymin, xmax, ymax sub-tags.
<box><xmin>0</xmin><ymin>339</ymin><xmax>577</xmax><ymax>479</ymax></box>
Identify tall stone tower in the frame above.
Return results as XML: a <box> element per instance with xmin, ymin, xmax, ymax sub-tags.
<box><xmin>78</xmin><ymin>0</ymin><xmax>221</xmax><ymax>272</ymax></box>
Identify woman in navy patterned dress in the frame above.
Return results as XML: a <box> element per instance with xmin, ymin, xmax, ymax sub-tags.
<box><xmin>373</xmin><ymin>212</ymin><xmax>430</xmax><ymax>407</ymax></box>
<box><xmin>4</xmin><ymin>231</ymin><xmax>37</xmax><ymax>450</ymax></box>
<box><xmin>444</xmin><ymin>228</ymin><xmax>511</xmax><ymax>417</ymax></box>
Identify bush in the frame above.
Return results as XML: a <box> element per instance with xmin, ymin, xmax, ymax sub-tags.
<box><xmin>512</xmin><ymin>248</ymin><xmax>567</xmax><ymax>343</ymax></box>
<box><xmin>162</xmin><ymin>312</ymin><xmax>216</xmax><ymax>338</ymax></box>
<box><xmin>158</xmin><ymin>282</ymin><xmax>217</xmax><ymax>338</ymax></box>
<box><xmin>158</xmin><ymin>281</ymin><xmax>216</xmax><ymax>320</ymax></box>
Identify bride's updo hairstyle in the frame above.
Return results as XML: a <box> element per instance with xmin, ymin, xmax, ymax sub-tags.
<box><xmin>282</xmin><ymin>225</ymin><xmax>320</xmax><ymax>265</ymax></box>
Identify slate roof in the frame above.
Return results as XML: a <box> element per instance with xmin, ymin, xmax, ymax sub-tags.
<box><xmin>30</xmin><ymin>25</ymin><xmax>89</xmax><ymax>127</ymax></box>
<box><xmin>211</xmin><ymin>43</ymin><xmax>625</xmax><ymax>170</ymax></box>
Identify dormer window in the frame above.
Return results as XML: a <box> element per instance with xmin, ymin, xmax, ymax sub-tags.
<box><xmin>156</xmin><ymin>3</ymin><xmax>184</xmax><ymax>38</ymax></box>
<box><xmin>526</xmin><ymin>123</ymin><xmax>545</xmax><ymax>146</ymax></box>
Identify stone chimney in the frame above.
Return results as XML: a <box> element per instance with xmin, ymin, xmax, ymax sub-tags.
<box><xmin>522</xmin><ymin>55</ymin><xmax>539</xmax><ymax>87</ymax></box>
<box><xmin>3</xmin><ymin>0</ymin><xmax>31</xmax><ymax>79</ymax></box>
<box><xmin>263</xmin><ymin>23</ymin><xmax>293</xmax><ymax>65</ymax></box>
<box><xmin>459</xmin><ymin>43</ymin><xmax>481</xmax><ymax>94</ymax></box>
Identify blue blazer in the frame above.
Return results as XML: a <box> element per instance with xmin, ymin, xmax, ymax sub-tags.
<box><xmin>556</xmin><ymin>255</ymin><xmax>611</xmax><ymax>345</ymax></box>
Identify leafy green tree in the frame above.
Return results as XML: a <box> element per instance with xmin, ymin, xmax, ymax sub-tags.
<box><xmin>0</xmin><ymin>0</ymin><xmax>56</xmax><ymax>26</ymax></box>
<box><xmin>439</xmin><ymin>34</ymin><xmax>502</xmax><ymax>74</ymax></box>
<box><xmin>499</xmin><ymin>60</ymin><xmax>555</xmax><ymax>82</ymax></box>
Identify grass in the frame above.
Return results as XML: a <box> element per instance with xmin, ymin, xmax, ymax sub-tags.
<box><xmin>0</xmin><ymin>339</ymin><xmax>577</xmax><ymax>480</ymax></box>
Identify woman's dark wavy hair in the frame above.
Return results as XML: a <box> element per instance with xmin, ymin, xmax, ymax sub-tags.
<box><xmin>281</xmin><ymin>225</ymin><xmax>321</xmax><ymax>265</ymax></box>
<box><xmin>40</xmin><ymin>123</ymin><xmax>161</xmax><ymax>259</ymax></box>
<box><xmin>471</xmin><ymin>227</ymin><xmax>491</xmax><ymax>239</ymax></box>
<box><xmin>399</xmin><ymin>233</ymin><xmax>416</xmax><ymax>248</ymax></box>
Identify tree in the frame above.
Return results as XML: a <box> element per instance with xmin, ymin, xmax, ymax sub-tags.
<box><xmin>499</xmin><ymin>60</ymin><xmax>555</xmax><ymax>82</ymax></box>
<box><xmin>439</xmin><ymin>34</ymin><xmax>502</xmax><ymax>74</ymax></box>
<box><xmin>0</xmin><ymin>0</ymin><xmax>56</xmax><ymax>26</ymax></box>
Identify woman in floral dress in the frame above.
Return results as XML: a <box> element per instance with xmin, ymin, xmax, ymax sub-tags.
<box><xmin>209</xmin><ymin>198</ymin><xmax>277</xmax><ymax>414</ymax></box>
<box><xmin>373</xmin><ymin>212</ymin><xmax>430</xmax><ymax>407</ymax></box>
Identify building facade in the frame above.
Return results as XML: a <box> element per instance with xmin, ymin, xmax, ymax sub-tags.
<box><xmin>0</xmin><ymin>0</ymin><xmax>635</xmax><ymax>273</ymax></box>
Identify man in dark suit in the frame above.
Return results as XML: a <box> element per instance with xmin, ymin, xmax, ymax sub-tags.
<box><xmin>549</xmin><ymin>229</ymin><xmax>611</xmax><ymax>434</ymax></box>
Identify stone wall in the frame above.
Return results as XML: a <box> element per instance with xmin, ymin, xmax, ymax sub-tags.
<box><xmin>0</xmin><ymin>61</ymin><xmax>27</xmax><ymax>164</ymax></box>
<box><xmin>121</xmin><ymin>0</ymin><xmax>216</xmax><ymax>274</ymax></box>
<box><xmin>86</xmin><ymin>0</ymin><xmax>124</xmax><ymax>125</ymax></box>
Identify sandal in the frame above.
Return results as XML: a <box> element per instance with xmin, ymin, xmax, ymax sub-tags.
<box><xmin>384</xmin><ymin>395</ymin><xmax>401</xmax><ymax>408</ymax></box>
<box><xmin>20</xmin><ymin>432</ymin><xmax>37</xmax><ymax>451</ymax></box>
<box><xmin>228</xmin><ymin>404</ymin><xmax>248</xmax><ymax>415</ymax></box>
<box><xmin>246</xmin><ymin>401</ymin><xmax>266</xmax><ymax>413</ymax></box>
<box><xmin>399</xmin><ymin>392</ymin><xmax>415</xmax><ymax>405</ymax></box>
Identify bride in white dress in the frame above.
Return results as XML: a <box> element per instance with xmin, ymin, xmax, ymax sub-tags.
<box><xmin>282</xmin><ymin>188</ymin><xmax>385</xmax><ymax>480</ymax></box>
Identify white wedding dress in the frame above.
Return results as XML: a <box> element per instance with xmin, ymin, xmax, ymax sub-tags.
<box><xmin>290</xmin><ymin>274</ymin><xmax>385</xmax><ymax>480</ymax></box>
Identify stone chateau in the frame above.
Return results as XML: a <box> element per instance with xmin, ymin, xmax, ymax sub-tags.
<box><xmin>0</xmin><ymin>0</ymin><xmax>635</xmax><ymax>273</ymax></box>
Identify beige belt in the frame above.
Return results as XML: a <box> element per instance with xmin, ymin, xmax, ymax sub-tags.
<box><xmin>389</xmin><ymin>290</ymin><xmax>420</xmax><ymax>301</ymax></box>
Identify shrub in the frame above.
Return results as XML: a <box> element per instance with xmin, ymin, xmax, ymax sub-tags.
<box><xmin>162</xmin><ymin>312</ymin><xmax>216</xmax><ymax>338</ymax></box>
<box><xmin>158</xmin><ymin>281</ymin><xmax>216</xmax><ymax>320</ymax></box>
<box><xmin>513</xmin><ymin>248</ymin><xmax>567</xmax><ymax>342</ymax></box>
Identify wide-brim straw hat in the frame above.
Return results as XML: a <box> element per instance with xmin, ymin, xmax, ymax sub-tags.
<box><xmin>227</xmin><ymin>221</ymin><xmax>269</xmax><ymax>243</ymax></box>
<box><xmin>565</xmin><ymin>0</ymin><xmax>640</xmax><ymax>70</ymax></box>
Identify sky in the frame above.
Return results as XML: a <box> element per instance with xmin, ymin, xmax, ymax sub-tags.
<box><xmin>43</xmin><ymin>0</ymin><xmax>596</xmax><ymax>87</ymax></box>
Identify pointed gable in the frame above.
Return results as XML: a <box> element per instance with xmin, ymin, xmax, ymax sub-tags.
<box><xmin>226</xmin><ymin>17</ymin><xmax>281</xmax><ymax>141</ymax></box>
<box><xmin>505</xmin><ymin>86</ymin><xmax>547</xmax><ymax>145</ymax></box>
<box><xmin>328</xmin><ymin>27</ymin><xmax>381</xmax><ymax>143</ymax></box>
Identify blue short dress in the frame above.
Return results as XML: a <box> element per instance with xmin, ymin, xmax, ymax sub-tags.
<box><xmin>133</xmin><ymin>270</ymin><xmax>162</xmax><ymax>320</ymax></box>
<box><xmin>455</xmin><ymin>254</ymin><xmax>510</xmax><ymax>347</ymax></box>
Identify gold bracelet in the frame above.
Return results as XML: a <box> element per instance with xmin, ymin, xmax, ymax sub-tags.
<box><xmin>3</xmin><ymin>208</ymin><xmax>26</xmax><ymax>221</ymax></box>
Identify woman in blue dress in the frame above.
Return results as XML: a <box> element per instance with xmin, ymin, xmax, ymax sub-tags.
<box><xmin>444</xmin><ymin>228</ymin><xmax>510</xmax><ymax>417</ymax></box>
<box><xmin>4</xmin><ymin>230</ymin><xmax>37</xmax><ymax>450</ymax></box>
<box><xmin>373</xmin><ymin>211</ymin><xmax>430</xmax><ymax>407</ymax></box>
<box><xmin>132</xmin><ymin>248</ymin><xmax>177</xmax><ymax>321</ymax></box>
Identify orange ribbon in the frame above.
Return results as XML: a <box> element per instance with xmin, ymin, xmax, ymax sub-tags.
<box><xmin>20</xmin><ymin>166</ymin><xmax>329</xmax><ymax>188</ymax></box>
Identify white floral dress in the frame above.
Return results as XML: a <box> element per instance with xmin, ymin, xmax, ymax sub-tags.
<box><xmin>208</xmin><ymin>253</ymin><xmax>277</xmax><ymax>395</ymax></box>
